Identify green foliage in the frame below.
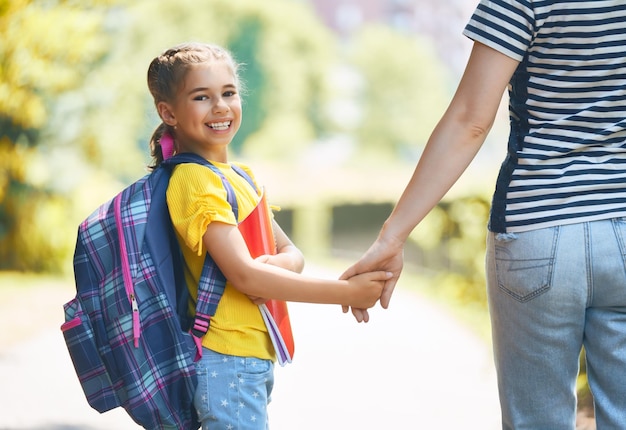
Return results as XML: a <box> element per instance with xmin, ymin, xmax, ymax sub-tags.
<box><xmin>117</xmin><ymin>0</ymin><xmax>335</xmax><ymax>161</ymax></box>
<box><xmin>0</xmin><ymin>0</ymin><xmax>461</xmax><ymax>279</ymax></box>
<box><xmin>408</xmin><ymin>195</ymin><xmax>491</xmax><ymax>311</ymax></box>
<box><xmin>348</xmin><ymin>25</ymin><xmax>452</xmax><ymax>160</ymax></box>
<box><xmin>0</xmin><ymin>0</ymin><xmax>339</xmax><ymax>272</ymax></box>
<box><xmin>0</xmin><ymin>0</ymin><xmax>118</xmax><ymax>272</ymax></box>
<box><xmin>228</xmin><ymin>19</ymin><xmax>266</xmax><ymax>154</ymax></box>
<box><xmin>242</xmin><ymin>1</ymin><xmax>335</xmax><ymax>159</ymax></box>
<box><xmin>0</xmin><ymin>0</ymin><xmax>111</xmax><ymax>129</ymax></box>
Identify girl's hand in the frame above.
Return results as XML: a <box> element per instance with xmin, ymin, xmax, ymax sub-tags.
<box><xmin>255</xmin><ymin>254</ymin><xmax>273</xmax><ymax>265</ymax></box>
<box><xmin>256</xmin><ymin>247</ymin><xmax>303</xmax><ymax>273</ymax></box>
<box><xmin>246</xmin><ymin>294</ymin><xmax>268</xmax><ymax>305</ymax></box>
<box><xmin>344</xmin><ymin>271</ymin><xmax>391</xmax><ymax>309</ymax></box>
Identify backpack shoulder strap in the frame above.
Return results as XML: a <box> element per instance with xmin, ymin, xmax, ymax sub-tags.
<box><xmin>162</xmin><ymin>153</ymin><xmax>254</xmax><ymax>343</ymax></box>
<box><xmin>231</xmin><ymin>163</ymin><xmax>258</xmax><ymax>193</ymax></box>
<box><xmin>164</xmin><ymin>153</ymin><xmax>242</xmax><ymax>218</ymax></box>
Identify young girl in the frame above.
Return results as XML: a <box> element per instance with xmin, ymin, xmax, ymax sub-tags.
<box><xmin>145</xmin><ymin>42</ymin><xmax>388</xmax><ymax>430</ymax></box>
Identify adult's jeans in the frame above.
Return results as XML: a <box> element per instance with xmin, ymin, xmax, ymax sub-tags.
<box><xmin>486</xmin><ymin>219</ymin><xmax>626</xmax><ymax>429</ymax></box>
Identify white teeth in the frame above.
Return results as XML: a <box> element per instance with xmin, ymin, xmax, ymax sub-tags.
<box><xmin>209</xmin><ymin>121</ymin><xmax>230</xmax><ymax>130</ymax></box>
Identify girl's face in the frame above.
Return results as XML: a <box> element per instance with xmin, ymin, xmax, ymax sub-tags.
<box><xmin>162</xmin><ymin>60</ymin><xmax>242</xmax><ymax>162</ymax></box>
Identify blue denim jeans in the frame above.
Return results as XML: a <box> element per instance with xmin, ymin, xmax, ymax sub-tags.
<box><xmin>486</xmin><ymin>219</ymin><xmax>626</xmax><ymax>429</ymax></box>
<box><xmin>194</xmin><ymin>348</ymin><xmax>274</xmax><ymax>430</ymax></box>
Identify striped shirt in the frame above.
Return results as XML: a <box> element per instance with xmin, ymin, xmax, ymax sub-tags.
<box><xmin>464</xmin><ymin>0</ymin><xmax>626</xmax><ymax>233</ymax></box>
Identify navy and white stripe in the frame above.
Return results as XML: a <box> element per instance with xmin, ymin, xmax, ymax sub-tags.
<box><xmin>464</xmin><ymin>0</ymin><xmax>626</xmax><ymax>233</ymax></box>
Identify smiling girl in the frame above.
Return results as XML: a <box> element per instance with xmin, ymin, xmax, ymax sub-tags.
<box><xmin>146</xmin><ymin>42</ymin><xmax>388</xmax><ymax>430</ymax></box>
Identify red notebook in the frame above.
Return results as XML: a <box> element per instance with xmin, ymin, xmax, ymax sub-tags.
<box><xmin>238</xmin><ymin>189</ymin><xmax>294</xmax><ymax>366</ymax></box>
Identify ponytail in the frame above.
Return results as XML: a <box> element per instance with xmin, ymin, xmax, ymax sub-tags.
<box><xmin>148</xmin><ymin>123</ymin><xmax>175</xmax><ymax>170</ymax></box>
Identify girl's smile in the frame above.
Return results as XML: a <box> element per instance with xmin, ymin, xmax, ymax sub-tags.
<box><xmin>208</xmin><ymin>121</ymin><xmax>232</xmax><ymax>131</ymax></box>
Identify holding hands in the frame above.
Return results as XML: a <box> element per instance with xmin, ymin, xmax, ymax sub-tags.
<box><xmin>343</xmin><ymin>270</ymin><xmax>390</xmax><ymax>309</ymax></box>
<box><xmin>340</xmin><ymin>232</ymin><xmax>405</xmax><ymax>322</ymax></box>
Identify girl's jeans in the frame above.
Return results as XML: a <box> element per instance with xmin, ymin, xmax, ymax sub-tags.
<box><xmin>486</xmin><ymin>219</ymin><xmax>626</xmax><ymax>429</ymax></box>
<box><xmin>194</xmin><ymin>348</ymin><xmax>274</xmax><ymax>430</ymax></box>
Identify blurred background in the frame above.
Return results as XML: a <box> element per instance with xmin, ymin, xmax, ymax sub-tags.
<box><xmin>1</xmin><ymin>0</ymin><xmax>502</xmax><ymax>314</ymax></box>
<box><xmin>0</xmin><ymin>0</ymin><xmax>593</xmax><ymax>428</ymax></box>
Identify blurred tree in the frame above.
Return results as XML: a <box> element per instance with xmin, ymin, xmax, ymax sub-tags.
<box><xmin>409</xmin><ymin>195</ymin><xmax>491</xmax><ymax>309</ymax></box>
<box><xmin>0</xmin><ymin>0</ymin><xmax>117</xmax><ymax>272</ymax></box>
<box><xmin>0</xmin><ymin>0</ymin><xmax>338</xmax><ymax>272</ymax></box>
<box><xmin>348</xmin><ymin>25</ymin><xmax>452</xmax><ymax>161</ymax></box>
<box><xmin>75</xmin><ymin>0</ymin><xmax>336</xmax><ymax>169</ymax></box>
<box><xmin>0</xmin><ymin>0</ymin><xmax>463</xmax><ymax>275</ymax></box>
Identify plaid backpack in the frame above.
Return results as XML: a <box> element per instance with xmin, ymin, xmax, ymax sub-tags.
<box><xmin>61</xmin><ymin>153</ymin><xmax>254</xmax><ymax>430</ymax></box>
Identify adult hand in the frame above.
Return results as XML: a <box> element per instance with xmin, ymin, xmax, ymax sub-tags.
<box><xmin>340</xmin><ymin>234</ymin><xmax>405</xmax><ymax>322</ymax></box>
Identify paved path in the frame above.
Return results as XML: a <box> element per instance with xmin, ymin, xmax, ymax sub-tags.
<box><xmin>0</xmin><ymin>267</ymin><xmax>501</xmax><ymax>429</ymax></box>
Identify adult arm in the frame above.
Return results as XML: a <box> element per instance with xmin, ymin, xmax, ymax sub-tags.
<box><xmin>342</xmin><ymin>41</ymin><xmax>520</xmax><ymax>321</ymax></box>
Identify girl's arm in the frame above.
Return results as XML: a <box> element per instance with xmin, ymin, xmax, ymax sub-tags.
<box><xmin>341</xmin><ymin>41</ymin><xmax>520</xmax><ymax>320</ymax></box>
<box><xmin>247</xmin><ymin>220</ymin><xmax>304</xmax><ymax>304</ymax></box>
<box><xmin>202</xmin><ymin>220</ymin><xmax>388</xmax><ymax>309</ymax></box>
<box><xmin>254</xmin><ymin>220</ymin><xmax>304</xmax><ymax>274</ymax></box>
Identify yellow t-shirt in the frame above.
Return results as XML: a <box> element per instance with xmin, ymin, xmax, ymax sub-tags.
<box><xmin>166</xmin><ymin>160</ymin><xmax>274</xmax><ymax>360</ymax></box>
